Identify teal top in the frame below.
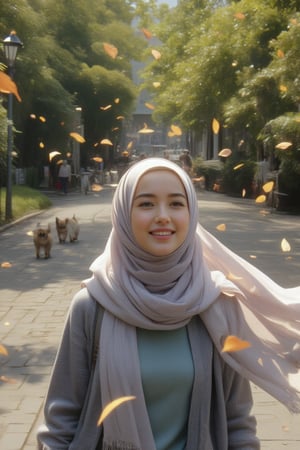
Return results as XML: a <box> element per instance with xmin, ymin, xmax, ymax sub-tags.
<box><xmin>137</xmin><ymin>326</ymin><xmax>194</xmax><ymax>450</ymax></box>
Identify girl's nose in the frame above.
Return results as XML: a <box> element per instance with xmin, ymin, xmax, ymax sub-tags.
<box><xmin>154</xmin><ymin>210</ymin><xmax>170</xmax><ymax>224</ymax></box>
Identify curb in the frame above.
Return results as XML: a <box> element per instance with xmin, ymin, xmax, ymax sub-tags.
<box><xmin>0</xmin><ymin>184</ymin><xmax>117</xmax><ymax>234</ymax></box>
<box><xmin>0</xmin><ymin>209</ymin><xmax>46</xmax><ymax>233</ymax></box>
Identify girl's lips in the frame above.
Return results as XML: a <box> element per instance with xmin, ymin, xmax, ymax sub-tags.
<box><xmin>149</xmin><ymin>229</ymin><xmax>175</xmax><ymax>236</ymax></box>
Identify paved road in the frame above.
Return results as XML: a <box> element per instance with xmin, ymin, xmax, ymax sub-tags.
<box><xmin>0</xmin><ymin>187</ymin><xmax>299</xmax><ymax>449</ymax></box>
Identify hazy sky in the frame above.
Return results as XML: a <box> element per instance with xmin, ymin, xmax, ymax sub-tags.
<box><xmin>157</xmin><ymin>0</ymin><xmax>178</xmax><ymax>7</ymax></box>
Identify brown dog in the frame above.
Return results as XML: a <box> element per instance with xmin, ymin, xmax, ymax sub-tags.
<box><xmin>56</xmin><ymin>217</ymin><xmax>68</xmax><ymax>243</ymax></box>
<box><xmin>33</xmin><ymin>224</ymin><xmax>52</xmax><ymax>259</ymax></box>
<box><xmin>56</xmin><ymin>215</ymin><xmax>79</xmax><ymax>243</ymax></box>
<box><xmin>66</xmin><ymin>214</ymin><xmax>80</xmax><ymax>242</ymax></box>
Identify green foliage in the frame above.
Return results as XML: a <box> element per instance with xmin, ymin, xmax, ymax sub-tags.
<box><xmin>142</xmin><ymin>0</ymin><xmax>289</xmax><ymax>131</ymax></box>
<box><xmin>258</xmin><ymin>114</ymin><xmax>300</xmax><ymax>210</ymax></box>
<box><xmin>222</xmin><ymin>159</ymin><xmax>257</xmax><ymax>197</ymax></box>
<box><xmin>192</xmin><ymin>157</ymin><xmax>223</xmax><ymax>190</ymax></box>
<box><xmin>0</xmin><ymin>0</ymin><xmax>148</xmax><ymax>169</ymax></box>
<box><xmin>0</xmin><ymin>185</ymin><xmax>52</xmax><ymax>224</ymax></box>
<box><xmin>25</xmin><ymin>167</ymin><xmax>41</xmax><ymax>188</ymax></box>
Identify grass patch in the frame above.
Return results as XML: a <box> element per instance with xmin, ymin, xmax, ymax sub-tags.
<box><xmin>0</xmin><ymin>185</ymin><xmax>52</xmax><ymax>225</ymax></box>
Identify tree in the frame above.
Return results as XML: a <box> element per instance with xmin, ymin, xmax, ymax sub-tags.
<box><xmin>0</xmin><ymin>0</ymin><xmax>149</xmax><ymax>170</ymax></box>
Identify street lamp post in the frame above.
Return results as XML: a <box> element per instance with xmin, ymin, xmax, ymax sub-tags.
<box><xmin>2</xmin><ymin>31</ymin><xmax>23</xmax><ymax>221</ymax></box>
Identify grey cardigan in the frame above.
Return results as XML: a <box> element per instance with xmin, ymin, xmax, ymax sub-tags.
<box><xmin>37</xmin><ymin>288</ymin><xmax>260</xmax><ymax>450</ymax></box>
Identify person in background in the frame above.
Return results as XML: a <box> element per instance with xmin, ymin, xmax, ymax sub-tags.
<box><xmin>179</xmin><ymin>149</ymin><xmax>193</xmax><ymax>175</ymax></box>
<box><xmin>37</xmin><ymin>158</ymin><xmax>300</xmax><ymax>450</ymax></box>
<box><xmin>58</xmin><ymin>160</ymin><xmax>71</xmax><ymax>194</ymax></box>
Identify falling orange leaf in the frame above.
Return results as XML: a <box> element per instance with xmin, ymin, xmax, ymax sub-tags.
<box><xmin>49</xmin><ymin>151</ymin><xmax>61</xmax><ymax>162</ymax></box>
<box><xmin>277</xmin><ymin>49</ymin><xmax>285</xmax><ymax>58</ymax></box>
<box><xmin>275</xmin><ymin>141</ymin><xmax>292</xmax><ymax>150</ymax></box>
<box><xmin>92</xmin><ymin>157</ymin><xmax>103</xmax><ymax>163</ymax></box>
<box><xmin>151</xmin><ymin>49</ymin><xmax>161</xmax><ymax>60</ymax></box>
<box><xmin>97</xmin><ymin>396</ymin><xmax>136</xmax><ymax>426</ymax></box>
<box><xmin>100</xmin><ymin>138</ymin><xmax>113</xmax><ymax>146</ymax></box>
<box><xmin>127</xmin><ymin>141</ymin><xmax>133</xmax><ymax>150</ymax></box>
<box><xmin>249</xmin><ymin>255</ymin><xmax>257</xmax><ymax>259</ymax></box>
<box><xmin>116</xmin><ymin>115</ymin><xmax>125</xmax><ymax>120</ymax></box>
<box><xmin>91</xmin><ymin>184</ymin><xmax>103</xmax><ymax>192</ymax></box>
<box><xmin>281</xmin><ymin>238</ymin><xmax>291</xmax><ymax>252</ymax></box>
<box><xmin>141</xmin><ymin>28</ymin><xmax>152</xmax><ymax>39</ymax></box>
<box><xmin>70</xmin><ymin>132</ymin><xmax>85</xmax><ymax>143</ymax></box>
<box><xmin>168</xmin><ymin>131</ymin><xmax>175</xmax><ymax>137</ymax></box>
<box><xmin>0</xmin><ymin>71</ymin><xmax>22</xmax><ymax>101</ymax></box>
<box><xmin>1</xmin><ymin>262</ymin><xmax>12</xmax><ymax>268</ymax></box>
<box><xmin>242</xmin><ymin>189</ymin><xmax>246</xmax><ymax>198</ymax></box>
<box><xmin>0</xmin><ymin>344</ymin><xmax>8</xmax><ymax>356</ymax></box>
<box><xmin>212</xmin><ymin>118</ymin><xmax>220</xmax><ymax>134</ymax></box>
<box><xmin>227</xmin><ymin>272</ymin><xmax>243</xmax><ymax>281</ymax></box>
<box><xmin>255</xmin><ymin>194</ymin><xmax>266</xmax><ymax>203</ymax></box>
<box><xmin>234</xmin><ymin>12</ymin><xmax>246</xmax><ymax>20</ymax></box>
<box><xmin>222</xmin><ymin>335</ymin><xmax>251</xmax><ymax>353</ymax></box>
<box><xmin>103</xmin><ymin>42</ymin><xmax>118</xmax><ymax>59</ymax></box>
<box><xmin>262</xmin><ymin>181</ymin><xmax>274</xmax><ymax>193</ymax></box>
<box><xmin>30</xmin><ymin>113</ymin><xmax>36</xmax><ymax>119</ymax></box>
<box><xmin>138</xmin><ymin>124</ymin><xmax>154</xmax><ymax>134</ymax></box>
<box><xmin>153</xmin><ymin>81</ymin><xmax>161</xmax><ymax>88</ymax></box>
<box><xmin>145</xmin><ymin>102</ymin><xmax>155</xmax><ymax>110</ymax></box>
<box><xmin>100</xmin><ymin>104</ymin><xmax>112</xmax><ymax>111</ymax></box>
<box><xmin>218</xmin><ymin>148</ymin><xmax>232</xmax><ymax>158</ymax></box>
<box><xmin>39</xmin><ymin>142</ymin><xmax>45</xmax><ymax>149</ymax></box>
<box><xmin>259</xmin><ymin>209</ymin><xmax>270</xmax><ymax>216</ymax></box>
<box><xmin>216</xmin><ymin>223</ymin><xmax>226</xmax><ymax>232</ymax></box>
<box><xmin>114</xmin><ymin>98</ymin><xmax>120</xmax><ymax>104</ymax></box>
<box><xmin>170</xmin><ymin>125</ymin><xmax>182</xmax><ymax>136</ymax></box>
<box><xmin>39</xmin><ymin>116</ymin><xmax>46</xmax><ymax>123</ymax></box>
<box><xmin>233</xmin><ymin>163</ymin><xmax>244</xmax><ymax>170</ymax></box>
<box><xmin>27</xmin><ymin>230</ymin><xmax>34</xmax><ymax>237</ymax></box>
<box><xmin>279</xmin><ymin>84</ymin><xmax>288</xmax><ymax>93</ymax></box>
<box><xmin>0</xmin><ymin>375</ymin><xmax>17</xmax><ymax>384</ymax></box>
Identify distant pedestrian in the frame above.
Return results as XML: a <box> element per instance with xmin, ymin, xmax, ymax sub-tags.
<box><xmin>58</xmin><ymin>160</ymin><xmax>71</xmax><ymax>194</ymax></box>
<box><xmin>179</xmin><ymin>149</ymin><xmax>193</xmax><ymax>175</ymax></box>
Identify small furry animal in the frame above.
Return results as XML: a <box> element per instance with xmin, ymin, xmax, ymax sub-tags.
<box><xmin>56</xmin><ymin>215</ymin><xmax>79</xmax><ymax>243</ymax></box>
<box><xmin>56</xmin><ymin>217</ymin><xmax>68</xmax><ymax>243</ymax></box>
<box><xmin>66</xmin><ymin>214</ymin><xmax>80</xmax><ymax>242</ymax></box>
<box><xmin>33</xmin><ymin>224</ymin><xmax>52</xmax><ymax>259</ymax></box>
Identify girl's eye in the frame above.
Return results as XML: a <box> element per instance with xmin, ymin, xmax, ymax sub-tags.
<box><xmin>138</xmin><ymin>201</ymin><xmax>154</xmax><ymax>208</ymax></box>
<box><xmin>171</xmin><ymin>200</ymin><xmax>186</xmax><ymax>207</ymax></box>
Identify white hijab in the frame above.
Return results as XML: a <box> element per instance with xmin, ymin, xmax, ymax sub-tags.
<box><xmin>85</xmin><ymin>157</ymin><xmax>300</xmax><ymax>449</ymax></box>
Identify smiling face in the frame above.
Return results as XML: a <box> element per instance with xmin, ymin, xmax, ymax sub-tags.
<box><xmin>131</xmin><ymin>169</ymin><xmax>190</xmax><ymax>256</ymax></box>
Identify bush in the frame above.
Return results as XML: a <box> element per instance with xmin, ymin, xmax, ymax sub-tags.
<box><xmin>192</xmin><ymin>158</ymin><xmax>223</xmax><ymax>190</ymax></box>
<box><xmin>0</xmin><ymin>185</ymin><xmax>52</xmax><ymax>224</ymax></box>
<box><xmin>277</xmin><ymin>160</ymin><xmax>300</xmax><ymax>212</ymax></box>
<box><xmin>25</xmin><ymin>167</ymin><xmax>41</xmax><ymax>188</ymax></box>
<box><xmin>222</xmin><ymin>159</ymin><xmax>257</xmax><ymax>198</ymax></box>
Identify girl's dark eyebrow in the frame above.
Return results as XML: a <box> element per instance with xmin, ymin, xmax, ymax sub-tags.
<box><xmin>133</xmin><ymin>192</ymin><xmax>186</xmax><ymax>200</ymax></box>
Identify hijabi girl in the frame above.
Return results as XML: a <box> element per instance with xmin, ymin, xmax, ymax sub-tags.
<box><xmin>37</xmin><ymin>157</ymin><xmax>300</xmax><ymax>450</ymax></box>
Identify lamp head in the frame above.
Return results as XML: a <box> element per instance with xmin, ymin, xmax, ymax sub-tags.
<box><xmin>3</xmin><ymin>31</ymin><xmax>23</xmax><ymax>67</ymax></box>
